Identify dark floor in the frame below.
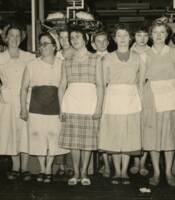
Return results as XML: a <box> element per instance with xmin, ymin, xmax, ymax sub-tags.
<box><xmin>0</xmin><ymin>157</ymin><xmax>175</xmax><ymax>200</ymax></box>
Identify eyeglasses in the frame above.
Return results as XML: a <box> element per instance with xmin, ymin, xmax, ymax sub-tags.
<box><xmin>39</xmin><ymin>42</ymin><xmax>53</xmax><ymax>47</ymax></box>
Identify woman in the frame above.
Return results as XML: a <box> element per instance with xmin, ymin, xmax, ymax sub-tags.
<box><xmin>92</xmin><ymin>30</ymin><xmax>111</xmax><ymax>178</ymax></box>
<box><xmin>54</xmin><ymin>27</ymin><xmax>75</xmax><ymax>176</ymax></box>
<box><xmin>99</xmin><ymin>23</ymin><xmax>143</xmax><ymax>185</ymax></box>
<box><xmin>142</xmin><ymin>20</ymin><xmax>175</xmax><ymax>186</ymax></box>
<box><xmin>20</xmin><ymin>32</ymin><xmax>69</xmax><ymax>183</ymax></box>
<box><xmin>57</xmin><ymin>28</ymin><xmax>74</xmax><ymax>59</ymax></box>
<box><xmin>130</xmin><ymin>24</ymin><xmax>150</xmax><ymax>176</ymax></box>
<box><xmin>0</xmin><ymin>24</ymin><xmax>35</xmax><ymax>180</ymax></box>
<box><xmin>58</xmin><ymin>27</ymin><xmax>103</xmax><ymax>186</ymax></box>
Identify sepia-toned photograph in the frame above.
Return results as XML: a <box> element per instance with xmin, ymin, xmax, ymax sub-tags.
<box><xmin>0</xmin><ymin>0</ymin><xmax>175</xmax><ymax>199</ymax></box>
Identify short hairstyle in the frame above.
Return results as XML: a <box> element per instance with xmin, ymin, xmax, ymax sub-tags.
<box><xmin>149</xmin><ymin>20</ymin><xmax>172</xmax><ymax>44</ymax></box>
<box><xmin>5</xmin><ymin>23</ymin><xmax>23</xmax><ymax>38</ymax></box>
<box><xmin>135</xmin><ymin>24</ymin><xmax>149</xmax><ymax>35</ymax></box>
<box><xmin>150</xmin><ymin>20</ymin><xmax>172</xmax><ymax>35</ymax></box>
<box><xmin>111</xmin><ymin>23</ymin><xmax>132</xmax><ymax>39</ymax></box>
<box><xmin>92</xmin><ymin>30</ymin><xmax>109</xmax><ymax>43</ymax></box>
<box><xmin>38</xmin><ymin>32</ymin><xmax>57</xmax><ymax>54</ymax></box>
<box><xmin>39</xmin><ymin>32</ymin><xmax>56</xmax><ymax>46</ymax></box>
<box><xmin>68</xmin><ymin>26</ymin><xmax>88</xmax><ymax>45</ymax></box>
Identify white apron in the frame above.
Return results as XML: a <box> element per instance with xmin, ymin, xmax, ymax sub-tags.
<box><xmin>62</xmin><ymin>83</ymin><xmax>97</xmax><ymax>115</ymax></box>
<box><xmin>103</xmin><ymin>84</ymin><xmax>141</xmax><ymax>115</ymax></box>
<box><xmin>150</xmin><ymin>79</ymin><xmax>175</xmax><ymax>112</ymax></box>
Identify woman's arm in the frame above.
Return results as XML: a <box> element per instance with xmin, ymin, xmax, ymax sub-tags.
<box><xmin>20</xmin><ymin>66</ymin><xmax>30</xmax><ymax>121</ymax></box>
<box><xmin>93</xmin><ymin>57</ymin><xmax>104</xmax><ymax>119</ymax></box>
<box><xmin>58</xmin><ymin>61</ymin><xmax>67</xmax><ymax>120</ymax></box>
<box><xmin>0</xmin><ymin>70</ymin><xmax>5</xmax><ymax>103</ymax></box>
<box><xmin>138</xmin><ymin>54</ymin><xmax>146</xmax><ymax>98</ymax></box>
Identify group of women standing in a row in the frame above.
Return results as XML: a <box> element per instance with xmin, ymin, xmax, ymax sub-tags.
<box><xmin>0</xmin><ymin>18</ymin><xmax>175</xmax><ymax>187</ymax></box>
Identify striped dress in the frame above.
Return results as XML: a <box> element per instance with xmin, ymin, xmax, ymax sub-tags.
<box><xmin>58</xmin><ymin>50</ymin><xmax>100</xmax><ymax>150</ymax></box>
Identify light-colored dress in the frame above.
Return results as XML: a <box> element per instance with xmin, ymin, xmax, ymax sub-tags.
<box><xmin>27</xmin><ymin>57</ymin><xmax>69</xmax><ymax>156</ymax></box>
<box><xmin>99</xmin><ymin>51</ymin><xmax>142</xmax><ymax>153</ymax></box>
<box><xmin>58</xmin><ymin>50</ymin><xmax>99</xmax><ymax>150</ymax></box>
<box><xmin>0</xmin><ymin>50</ymin><xmax>35</xmax><ymax>155</ymax></box>
<box><xmin>131</xmin><ymin>43</ymin><xmax>150</xmax><ymax>145</ymax></box>
<box><xmin>131</xmin><ymin>43</ymin><xmax>150</xmax><ymax>55</ymax></box>
<box><xmin>142</xmin><ymin>45</ymin><xmax>175</xmax><ymax>151</ymax></box>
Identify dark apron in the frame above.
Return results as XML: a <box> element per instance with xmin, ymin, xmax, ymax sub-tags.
<box><xmin>29</xmin><ymin>86</ymin><xmax>60</xmax><ymax>115</ymax></box>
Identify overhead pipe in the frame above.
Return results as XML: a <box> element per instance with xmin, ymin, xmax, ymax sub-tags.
<box><xmin>31</xmin><ymin>0</ymin><xmax>36</xmax><ymax>52</ymax></box>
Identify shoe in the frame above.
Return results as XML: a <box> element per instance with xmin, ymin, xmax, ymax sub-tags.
<box><xmin>36</xmin><ymin>173</ymin><xmax>44</xmax><ymax>182</ymax></box>
<box><xmin>111</xmin><ymin>177</ymin><xmax>121</xmax><ymax>185</ymax></box>
<box><xmin>103</xmin><ymin>170</ymin><xmax>110</xmax><ymax>178</ymax></box>
<box><xmin>99</xmin><ymin>166</ymin><xmax>105</xmax><ymax>174</ymax></box>
<box><xmin>21</xmin><ymin>171</ymin><xmax>32</xmax><ymax>181</ymax></box>
<box><xmin>68</xmin><ymin>177</ymin><xmax>80</xmax><ymax>186</ymax></box>
<box><xmin>130</xmin><ymin>166</ymin><xmax>139</xmax><ymax>174</ymax></box>
<box><xmin>7</xmin><ymin>171</ymin><xmax>20</xmax><ymax>180</ymax></box>
<box><xmin>122</xmin><ymin>177</ymin><xmax>131</xmax><ymax>185</ymax></box>
<box><xmin>57</xmin><ymin>169</ymin><xmax>65</xmax><ymax>176</ymax></box>
<box><xmin>140</xmin><ymin>168</ymin><xmax>149</xmax><ymax>176</ymax></box>
<box><xmin>81</xmin><ymin>177</ymin><xmax>91</xmax><ymax>186</ymax></box>
<box><xmin>66</xmin><ymin>169</ymin><xmax>74</xmax><ymax>177</ymax></box>
<box><xmin>167</xmin><ymin>176</ymin><xmax>175</xmax><ymax>186</ymax></box>
<box><xmin>44</xmin><ymin>174</ymin><xmax>52</xmax><ymax>183</ymax></box>
<box><xmin>149</xmin><ymin>176</ymin><xmax>160</xmax><ymax>186</ymax></box>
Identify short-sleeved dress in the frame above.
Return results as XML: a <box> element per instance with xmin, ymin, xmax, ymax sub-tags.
<box><xmin>27</xmin><ymin>57</ymin><xmax>69</xmax><ymax>156</ymax></box>
<box><xmin>58</xmin><ymin>50</ymin><xmax>99</xmax><ymax>150</ymax></box>
<box><xmin>131</xmin><ymin>43</ymin><xmax>150</xmax><ymax>55</ymax></box>
<box><xmin>142</xmin><ymin>45</ymin><xmax>175</xmax><ymax>151</ymax></box>
<box><xmin>131</xmin><ymin>43</ymin><xmax>150</xmax><ymax>143</ymax></box>
<box><xmin>99</xmin><ymin>51</ymin><xmax>142</xmax><ymax>153</ymax></box>
<box><xmin>0</xmin><ymin>50</ymin><xmax>35</xmax><ymax>155</ymax></box>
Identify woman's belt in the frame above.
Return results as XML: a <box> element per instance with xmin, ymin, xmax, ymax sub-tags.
<box><xmin>29</xmin><ymin>85</ymin><xmax>59</xmax><ymax>115</ymax></box>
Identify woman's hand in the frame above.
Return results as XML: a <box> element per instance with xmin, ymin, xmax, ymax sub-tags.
<box><xmin>59</xmin><ymin>112</ymin><xmax>66</xmax><ymax>122</ymax></box>
<box><xmin>0</xmin><ymin>94</ymin><xmax>5</xmax><ymax>104</ymax></box>
<box><xmin>92</xmin><ymin>110</ymin><xmax>102</xmax><ymax>120</ymax></box>
<box><xmin>138</xmin><ymin>86</ymin><xmax>144</xmax><ymax>101</ymax></box>
<box><xmin>20</xmin><ymin>109</ymin><xmax>28</xmax><ymax>121</ymax></box>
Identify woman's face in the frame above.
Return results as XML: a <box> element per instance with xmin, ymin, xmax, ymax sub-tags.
<box><xmin>114</xmin><ymin>29</ymin><xmax>130</xmax><ymax>49</ymax></box>
<box><xmin>152</xmin><ymin>25</ymin><xmax>167</xmax><ymax>45</ymax></box>
<box><xmin>94</xmin><ymin>34</ymin><xmax>108</xmax><ymax>52</ymax></box>
<box><xmin>70</xmin><ymin>31</ymin><xmax>85</xmax><ymax>50</ymax></box>
<box><xmin>135</xmin><ymin>31</ymin><xmax>149</xmax><ymax>47</ymax></box>
<box><xmin>59</xmin><ymin>31</ymin><xmax>70</xmax><ymax>50</ymax></box>
<box><xmin>39</xmin><ymin>36</ymin><xmax>55</xmax><ymax>57</ymax></box>
<box><xmin>6</xmin><ymin>28</ymin><xmax>21</xmax><ymax>49</ymax></box>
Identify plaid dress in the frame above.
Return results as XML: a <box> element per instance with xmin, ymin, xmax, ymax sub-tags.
<box><xmin>58</xmin><ymin>52</ymin><xmax>99</xmax><ymax>150</ymax></box>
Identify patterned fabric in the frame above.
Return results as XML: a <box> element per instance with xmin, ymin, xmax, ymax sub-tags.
<box><xmin>59</xmin><ymin>114</ymin><xmax>99</xmax><ymax>150</ymax></box>
<box><xmin>59</xmin><ymin>52</ymin><xmax>99</xmax><ymax>150</ymax></box>
<box><xmin>65</xmin><ymin>53</ymin><xmax>97</xmax><ymax>83</ymax></box>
